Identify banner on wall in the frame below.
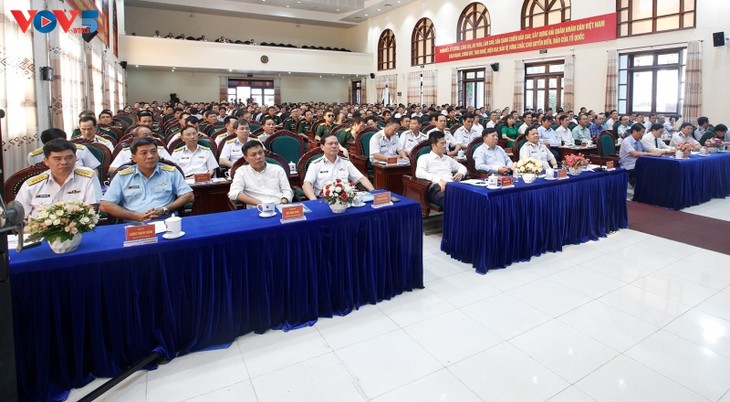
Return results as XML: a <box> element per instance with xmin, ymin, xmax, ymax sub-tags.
<box><xmin>435</xmin><ymin>13</ymin><xmax>617</xmax><ymax>63</ymax></box>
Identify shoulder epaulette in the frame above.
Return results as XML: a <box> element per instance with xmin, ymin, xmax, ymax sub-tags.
<box><xmin>27</xmin><ymin>174</ymin><xmax>48</xmax><ymax>186</ymax></box>
<box><xmin>310</xmin><ymin>156</ymin><xmax>324</xmax><ymax>164</ymax></box>
<box><xmin>118</xmin><ymin>167</ymin><xmax>135</xmax><ymax>175</ymax></box>
<box><xmin>75</xmin><ymin>144</ymin><xmax>87</xmax><ymax>150</ymax></box>
<box><xmin>30</xmin><ymin>148</ymin><xmax>43</xmax><ymax>156</ymax></box>
<box><xmin>160</xmin><ymin>164</ymin><xmax>176</xmax><ymax>172</ymax></box>
<box><xmin>74</xmin><ymin>168</ymin><xmax>94</xmax><ymax>178</ymax></box>
<box><xmin>226</xmin><ymin>138</ymin><xmax>236</xmax><ymax>144</ymax></box>
<box><xmin>157</xmin><ymin>145</ymin><xmax>166</xmax><ymax>150</ymax></box>
<box><xmin>199</xmin><ymin>145</ymin><xmax>211</xmax><ymax>151</ymax></box>
<box><xmin>173</xmin><ymin>147</ymin><xmax>184</xmax><ymax>153</ymax></box>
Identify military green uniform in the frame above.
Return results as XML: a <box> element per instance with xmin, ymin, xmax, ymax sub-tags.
<box><xmin>298</xmin><ymin>120</ymin><xmax>313</xmax><ymax>135</ymax></box>
<box><xmin>335</xmin><ymin>128</ymin><xmax>355</xmax><ymax>147</ymax></box>
<box><xmin>283</xmin><ymin>118</ymin><xmax>298</xmax><ymax>132</ymax></box>
<box><xmin>315</xmin><ymin>122</ymin><xmax>333</xmax><ymax>139</ymax></box>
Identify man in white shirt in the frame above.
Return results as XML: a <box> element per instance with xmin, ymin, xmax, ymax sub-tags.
<box><xmin>369</xmin><ymin>119</ymin><xmax>400</xmax><ymax>162</ymax></box>
<box><xmin>427</xmin><ymin>113</ymin><xmax>460</xmax><ymax>157</ymax></box>
<box><xmin>109</xmin><ymin>126</ymin><xmax>172</xmax><ymax>174</ymax></box>
<box><xmin>537</xmin><ymin>116</ymin><xmax>562</xmax><ymax>161</ymax></box>
<box><xmin>556</xmin><ymin>114</ymin><xmax>574</xmax><ymax>146</ymax></box>
<box><xmin>694</xmin><ymin>116</ymin><xmax>710</xmax><ymax>141</ymax></box>
<box><xmin>303</xmin><ymin>134</ymin><xmax>374</xmax><ymax>199</ymax></box>
<box><xmin>670</xmin><ymin>123</ymin><xmax>701</xmax><ymax>150</ymax></box>
<box><xmin>473</xmin><ymin>128</ymin><xmax>513</xmax><ymax>175</ymax></box>
<box><xmin>27</xmin><ymin>128</ymin><xmax>100</xmax><ymax>169</ymax></box>
<box><xmin>16</xmin><ymin>140</ymin><xmax>102</xmax><ymax>219</ymax></box>
<box><xmin>620</xmin><ymin>124</ymin><xmax>663</xmax><ymax>185</ymax></box>
<box><xmin>227</xmin><ymin>141</ymin><xmax>293</xmax><ymax>207</ymax></box>
<box><xmin>398</xmin><ymin>118</ymin><xmax>426</xmax><ymax>158</ymax></box>
<box><xmin>485</xmin><ymin>111</ymin><xmax>499</xmax><ymax>129</ymax></box>
<box><xmin>571</xmin><ymin>114</ymin><xmax>592</xmax><ymax>144</ymax></box>
<box><xmin>219</xmin><ymin>119</ymin><xmax>264</xmax><ymax>169</ymax></box>
<box><xmin>170</xmin><ymin>126</ymin><xmax>219</xmax><ymax>177</ymax></box>
<box><xmin>453</xmin><ymin>113</ymin><xmax>481</xmax><ymax>148</ymax></box>
<box><xmin>605</xmin><ymin>110</ymin><xmax>618</xmax><ymax>128</ymax></box>
<box><xmin>518</xmin><ymin>112</ymin><xmax>533</xmax><ymax>135</ymax></box>
<box><xmin>616</xmin><ymin>115</ymin><xmax>631</xmax><ymax>138</ymax></box>
<box><xmin>415</xmin><ymin>131</ymin><xmax>467</xmax><ymax>208</ymax></box>
<box><xmin>78</xmin><ymin>116</ymin><xmax>113</xmax><ymax>151</ymax></box>
<box><xmin>641</xmin><ymin>123</ymin><xmax>675</xmax><ymax>154</ymax></box>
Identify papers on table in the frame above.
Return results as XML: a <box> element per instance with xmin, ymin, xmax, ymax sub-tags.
<box><xmin>275</xmin><ymin>203</ymin><xmax>312</xmax><ymax>213</ymax></box>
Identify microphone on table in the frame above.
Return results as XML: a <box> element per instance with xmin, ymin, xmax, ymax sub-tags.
<box><xmin>0</xmin><ymin>197</ymin><xmax>34</xmax><ymax>253</ymax></box>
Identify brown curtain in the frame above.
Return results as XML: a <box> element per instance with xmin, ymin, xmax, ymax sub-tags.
<box><xmin>375</xmin><ymin>75</ymin><xmax>386</xmax><ymax>104</ymax></box>
<box><xmin>563</xmin><ymin>55</ymin><xmax>575</xmax><ymax>112</ymax></box>
<box><xmin>50</xmin><ymin>30</ymin><xmax>86</xmax><ymax>133</ymax></box>
<box><xmin>361</xmin><ymin>78</ymin><xmax>367</xmax><ymax>104</ymax></box>
<box><xmin>0</xmin><ymin>0</ymin><xmax>38</xmax><ymax>175</ymax></box>
<box><xmin>512</xmin><ymin>61</ymin><xmax>524</xmax><ymax>112</ymax></box>
<box><xmin>604</xmin><ymin>50</ymin><xmax>618</xmax><ymax>112</ymax></box>
<box><xmin>407</xmin><ymin>72</ymin><xmax>421</xmax><ymax>105</ymax></box>
<box><xmin>484</xmin><ymin>69</ymin><xmax>493</xmax><ymax>111</ymax></box>
<box><xmin>451</xmin><ymin>68</ymin><xmax>458</xmax><ymax>105</ymax></box>
<box><xmin>682</xmin><ymin>41</ymin><xmax>702</xmax><ymax>125</ymax></box>
<box><xmin>422</xmin><ymin>70</ymin><xmax>437</xmax><ymax>105</ymax></box>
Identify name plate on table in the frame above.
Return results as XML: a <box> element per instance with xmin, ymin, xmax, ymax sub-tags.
<box><xmin>194</xmin><ymin>173</ymin><xmax>211</xmax><ymax>183</ymax></box>
<box><xmin>280</xmin><ymin>204</ymin><xmax>306</xmax><ymax>223</ymax></box>
<box><xmin>372</xmin><ymin>191</ymin><xmax>393</xmax><ymax>208</ymax></box>
<box><xmin>387</xmin><ymin>156</ymin><xmax>398</xmax><ymax>164</ymax></box>
<box><xmin>124</xmin><ymin>224</ymin><xmax>158</xmax><ymax>247</ymax></box>
<box><xmin>605</xmin><ymin>160</ymin><xmax>616</xmax><ymax>170</ymax></box>
<box><xmin>500</xmin><ymin>177</ymin><xmax>514</xmax><ymax>187</ymax></box>
<box><xmin>557</xmin><ymin>169</ymin><xmax>569</xmax><ymax>179</ymax></box>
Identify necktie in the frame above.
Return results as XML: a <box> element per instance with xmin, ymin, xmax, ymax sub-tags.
<box><xmin>655</xmin><ymin>138</ymin><xmax>659</xmax><ymax>148</ymax></box>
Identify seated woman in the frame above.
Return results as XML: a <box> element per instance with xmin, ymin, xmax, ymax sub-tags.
<box><xmin>500</xmin><ymin>115</ymin><xmax>519</xmax><ymax>148</ymax></box>
<box><xmin>519</xmin><ymin>127</ymin><xmax>558</xmax><ymax>169</ymax></box>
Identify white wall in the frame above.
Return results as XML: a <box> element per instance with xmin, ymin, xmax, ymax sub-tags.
<box><xmin>353</xmin><ymin>0</ymin><xmax>730</xmax><ymax>122</ymax></box>
<box><xmin>126</xmin><ymin>69</ymin><xmax>350</xmax><ymax>103</ymax></box>
<box><xmin>125</xmin><ymin>5</ymin><xmax>353</xmax><ymax>49</ymax></box>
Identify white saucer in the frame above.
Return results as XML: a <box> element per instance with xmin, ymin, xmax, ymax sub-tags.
<box><xmin>162</xmin><ymin>231</ymin><xmax>185</xmax><ymax>240</ymax></box>
<box><xmin>259</xmin><ymin>211</ymin><xmax>277</xmax><ymax>218</ymax></box>
<box><xmin>351</xmin><ymin>203</ymin><xmax>366</xmax><ymax>208</ymax></box>
<box><xmin>544</xmin><ymin>176</ymin><xmax>557</xmax><ymax>181</ymax></box>
<box><xmin>486</xmin><ymin>184</ymin><xmax>501</xmax><ymax>190</ymax></box>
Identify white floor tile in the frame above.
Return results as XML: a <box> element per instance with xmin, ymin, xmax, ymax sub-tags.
<box><xmin>635</xmin><ymin>236</ymin><xmax>703</xmax><ymax>258</ymax></box>
<box><xmin>335</xmin><ymin>329</ymin><xmax>442</xmax><ymax>398</ymax></box>
<box><xmin>67</xmin><ymin>371</ymin><xmax>147</xmax><ymax>402</ymax></box>
<box><xmin>147</xmin><ymin>344</ymin><xmax>249</xmax><ymax>402</ymax></box>
<box><xmin>664</xmin><ymin>309</ymin><xmax>730</xmax><ymax>359</ymax></box>
<box><xmin>546</xmin><ymin>386</ymin><xmax>597</xmax><ymax>402</ymax></box>
<box><xmin>403</xmin><ymin>310</ymin><xmax>502</xmax><ymax>366</ymax></box>
<box><xmin>183</xmin><ymin>380</ymin><xmax>257</xmax><ymax>402</ymax></box>
<box><xmin>599</xmin><ymin>284</ymin><xmax>692</xmax><ymax>327</ymax></box>
<box><xmin>423</xmin><ymin>255</ymin><xmax>469</xmax><ymax>283</ymax></box>
<box><xmin>575</xmin><ymin>355</ymin><xmax>709</xmax><ymax>402</ymax></box>
<box><xmin>475</xmin><ymin>267</ymin><xmax>542</xmax><ymax>291</ymax></box>
<box><xmin>425</xmin><ymin>271</ymin><xmax>502</xmax><ymax>307</ymax></box>
<box><xmin>507</xmin><ymin>278</ymin><xmax>593</xmax><ymax>317</ymax></box>
<box><xmin>662</xmin><ymin>253</ymin><xmax>730</xmax><ymax>290</ymax></box>
<box><xmin>558</xmin><ymin>300</ymin><xmax>658</xmax><ymax>352</ymax></box>
<box><xmin>315</xmin><ymin>304</ymin><xmax>399</xmax><ymax>350</ymax></box>
<box><xmin>372</xmin><ymin>369</ymin><xmax>481</xmax><ymax>402</ymax></box>
<box><xmin>696</xmin><ymin>291</ymin><xmax>730</xmax><ymax>322</ymax></box>
<box><xmin>632</xmin><ymin>271</ymin><xmax>718</xmax><ymax>306</ymax></box>
<box><xmin>625</xmin><ymin>330</ymin><xmax>730</xmax><ymax>401</ymax></box>
<box><xmin>584</xmin><ymin>254</ymin><xmax>663</xmax><ymax>282</ymax></box>
<box><xmin>460</xmin><ymin>293</ymin><xmax>552</xmax><ymax>340</ymax></box>
<box><xmin>449</xmin><ymin>342</ymin><xmax>569</xmax><ymax>401</ymax></box>
<box><xmin>549</xmin><ymin>266</ymin><xmax>626</xmax><ymax>299</ymax></box>
<box><xmin>251</xmin><ymin>353</ymin><xmax>366</xmax><ymax>402</ymax></box>
<box><xmin>236</xmin><ymin>326</ymin><xmax>331</xmax><ymax>378</ymax></box>
<box><xmin>377</xmin><ymin>288</ymin><xmax>455</xmax><ymax>327</ymax></box>
<box><xmin>509</xmin><ymin>320</ymin><xmax>618</xmax><ymax>383</ymax></box>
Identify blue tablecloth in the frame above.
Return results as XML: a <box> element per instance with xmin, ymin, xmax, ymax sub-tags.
<box><xmin>633</xmin><ymin>152</ymin><xmax>730</xmax><ymax>209</ymax></box>
<box><xmin>442</xmin><ymin>169</ymin><xmax>628</xmax><ymax>273</ymax></box>
<box><xmin>10</xmin><ymin>197</ymin><xmax>423</xmax><ymax>402</ymax></box>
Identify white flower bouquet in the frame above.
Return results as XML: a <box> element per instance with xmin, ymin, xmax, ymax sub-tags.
<box><xmin>514</xmin><ymin>157</ymin><xmax>543</xmax><ymax>174</ymax></box>
<box><xmin>27</xmin><ymin>200</ymin><xmax>99</xmax><ymax>243</ymax></box>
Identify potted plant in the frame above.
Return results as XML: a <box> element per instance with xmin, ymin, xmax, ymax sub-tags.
<box><xmin>27</xmin><ymin>200</ymin><xmax>99</xmax><ymax>254</ymax></box>
<box><xmin>563</xmin><ymin>153</ymin><xmax>590</xmax><ymax>175</ymax></box>
<box><xmin>514</xmin><ymin>157</ymin><xmax>543</xmax><ymax>183</ymax></box>
<box><xmin>321</xmin><ymin>179</ymin><xmax>356</xmax><ymax>213</ymax></box>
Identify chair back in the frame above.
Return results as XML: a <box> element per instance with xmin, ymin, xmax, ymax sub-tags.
<box><xmin>230</xmin><ymin>150</ymin><xmax>290</xmax><ymax>179</ymax></box>
<box><xmin>264</xmin><ymin>131</ymin><xmax>305</xmax><ymax>163</ymax></box>
<box><xmin>465</xmin><ymin>137</ymin><xmax>485</xmax><ymax>177</ymax></box>
<box><xmin>421</xmin><ymin>124</ymin><xmax>435</xmax><ymax>134</ymax></box>
<box><xmin>310</xmin><ymin>119</ymin><xmax>325</xmax><ymax>137</ymax></box>
<box><xmin>4</xmin><ymin>163</ymin><xmax>47</xmax><ymax>202</ymax></box>
<box><xmin>83</xmin><ymin>143</ymin><xmax>112</xmax><ymax>183</ymax></box>
<box><xmin>450</xmin><ymin>123</ymin><xmax>462</xmax><ymax>133</ymax></box>
<box><xmin>408</xmin><ymin>140</ymin><xmax>432</xmax><ymax>176</ymax></box>
<box><xmin>598</xmin><ymin>132</ymin><xmax>616</xmax><ymax>157</ymax></box>
<box><xmin>296</xmin><ymin>148</ymin><xmax>324</xmax><ymax>187</ymax></box>
<box><xmin>512</xmin><ymin>133</ymin><xmax>527</xmax><ymax>156</ymax></box>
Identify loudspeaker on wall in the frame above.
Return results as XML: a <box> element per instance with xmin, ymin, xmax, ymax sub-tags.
<box><xmin>490</xmin><ymin>63</ymin><xmax>500</xmax><ymax>72</ymax></box>
<box><xmin>370</xmin><ymin>73</ymin><xmax>375</xmax><ymax>79</ymax></box>
<box><xmin>713</xmin><ymin>32</ymin><xmax>726</xmax><ymax>47</ymax></box>
<box><xmin>120</xmin><ymin>61</ymin><xmax>128</xmax><ymax>69</ymax></box>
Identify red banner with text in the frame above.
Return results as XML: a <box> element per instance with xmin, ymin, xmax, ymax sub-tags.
<box><xmin>435</xmin><ymin>13</ymin><xmax>617</xmax><ymax>63</ymax></box>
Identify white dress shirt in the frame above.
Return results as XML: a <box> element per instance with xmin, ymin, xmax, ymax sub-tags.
<box><xmin>369</xmin><ymin>130</ymin><xmax>399</xmax><ymax>162</ymax></box>
<box><xmin>556</xmin><ymin>126</ymin><xmax>574</xmax><ymax>146</ymax></box>
<box><xmin>473</xmin><ymin>143</ymin><xmax>513</xmax><ymax>173</ymax></box>
<box><xmin>304</xmin><ymin>155</ymin><xmax>363</xmax><ymax>196</ymax></box>
<box><xmin>397</xmin><ymin>130</ymin><xmax>427</xmax><ymax>154</ymax></box>
<box><xmin>670</xmin><ymin>133</ymin><xmax>700</xmax><ymax>148</ymax></box>
<box><xmin>453</xmin><ymin>125</ymin><xmax>481</xmax><ymax>147</ymax></box>
<box><xmin>15</xmin><ymin>167</ymin><xmax>102</xmax><ymax>219</ymax></box>
<box><xmin>519</xmin><ymin>142</ymin><xmax>556</xmax><ymax>169</ymax></box>
<box><xmin>641</xmin><ymin>133</ymin><xmax>671</xmax><ymax>152</ymax></box>
<box><xmin>170</xmin><ymin>145</ymin><xmax>219</xmax><ymax>176</ymax></box>
<box><xmin>415</xmin><ymin>151</ymin><xmax>466</xmax><ymax>183</ymax></box>
<box><xmin>227</xmin><ymin>163</ymin><xmax>293</xmax><ymax>204</ymax></box>
<box><xmin>27</xmin><ymin>144</ymin><xmax>100</xmax><ymax>169</ymax></box>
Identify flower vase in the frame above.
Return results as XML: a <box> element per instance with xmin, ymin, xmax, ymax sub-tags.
<box><xmin>568</xmin><ymin>166</ymin><xmax>583</xmax><ymax>176</ymax></box>
<box><xmin>329</xmin><ymin>202</ymin><xmax>349</xmax><ymax>214</ymax></box>
<box><xmin>707</xmin><ymin>147</ymin><xmax>719</xmax><ymax>154</ymax></box>
<box><xmin>522</xmin><ymin>173</ymin><xmax>537</xmax><ymax>183</ymax></box>
<box><xmin>47</xmin><ymin>233</ymin><xmax>82</xmax><ymax>254</ymax></box>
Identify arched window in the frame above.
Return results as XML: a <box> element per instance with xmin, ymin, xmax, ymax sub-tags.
<box><xmin>457</xmin><ymin>3</ymin><xmax>491</xmax><ymax>42</ymax></box>
<box><xmin>377</xmin><ymin>29</ymin><xmax>396</xmax><ymax>71</ymax></box>
<box><xmin>411</xmin><ymin>18</ymin><xmax>435</xmax><ymax>66</ymax></box>
<box><xmin>521</xmin><ymin>0</ymin><xmax>571</xmax><ymax>29</ymax></box>
<box><xmin>617</xmin><ymin>0</ymin><xmax>696</xmax><ymax>37</ymax></box>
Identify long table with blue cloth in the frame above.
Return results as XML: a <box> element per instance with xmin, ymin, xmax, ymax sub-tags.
<box><xmin>9</xmin><ymin>195</ymin><xmax>423</xmax><ymax>402</ymax></box>
<box><xmin>633</xmin><ymin>152</ymin><xmax>730</xmax><ymax>210</ymax></box>
<box><xmin>442</xmin><ymin>169</ymin><xmax>628</xmax><ymax>274</ymax></box>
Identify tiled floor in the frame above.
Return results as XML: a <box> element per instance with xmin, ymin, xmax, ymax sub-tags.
<box><xmin>67</xmin><ymin>200</ymin><xmax>730</xmax><ymax>402</ymax></box>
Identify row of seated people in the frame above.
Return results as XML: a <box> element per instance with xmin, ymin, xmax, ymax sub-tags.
<box><xmin>147</xmin><ymin>30</ymin><xmax>352</xmax><ymax>51</ymax></box>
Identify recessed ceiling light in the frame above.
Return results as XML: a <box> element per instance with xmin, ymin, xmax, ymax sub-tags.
<box><xmin>364</xmin><ymin>13</ymin><xmax>368</xmax><ymax>16</ymax></box>
<box><xmin>286</xmin><ymin>4</ymin><xmax>290</xmax><ymax>7</ymax></box>
<box><xmin>319</xmin><ymin>75</ymin><xmax>322</xmax><ymax>78</ymax></box>
<box><xmin>135</xmin><ymin>65</ymin><xmax>139</xmax><ymax>68</ymax></box>
<box><xmin>336</xmin><ymin>8</ymin><xmax>340</xmax><ymax>11</ymax></box>
<box><xmin>377</xmin><ymin>8</ymin><xmax>381</xmax><ymax>11</ymax></box>
<box><xmin>228</xmin><ymin>69</ymin><xmax>232</xmax><ymax>72</ymax></box>
<box><xmin>288</xmin><ymin>71</ymin><xmax>291</xmax><ymax>74</ymax></box>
